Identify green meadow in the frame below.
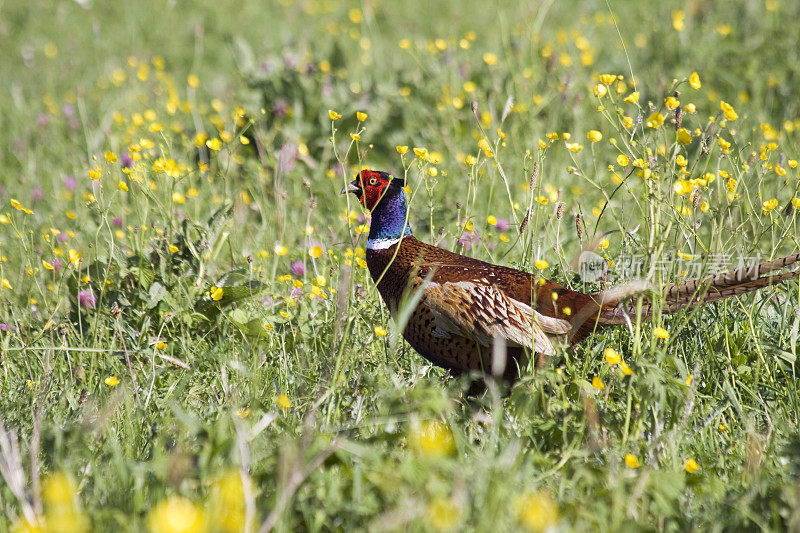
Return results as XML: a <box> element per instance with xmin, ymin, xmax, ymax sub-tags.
<box><xmin>1</xmin><ymin>0</ymin><xmax>800</xmax><ymax>530</ymax></box>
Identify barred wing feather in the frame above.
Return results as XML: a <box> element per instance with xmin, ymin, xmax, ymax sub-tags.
<box><xmin>424</xmin><ymin>279</ymin><xmax>571</xmax><ymax>355</ymax></box>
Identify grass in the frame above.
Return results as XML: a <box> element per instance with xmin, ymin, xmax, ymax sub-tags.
<box><xmin>1</xmin><ymin>0</ymin><xmax>800</xmax><ymax>530</ymax></box>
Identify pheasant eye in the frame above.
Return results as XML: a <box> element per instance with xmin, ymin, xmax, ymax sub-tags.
<box><xmin>369</xmin><ymin>178</ymin><xmax>377</xmax><ymax>185</ymax></box>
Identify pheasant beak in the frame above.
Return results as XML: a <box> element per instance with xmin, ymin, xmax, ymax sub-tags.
<box><xmin>340</xmin><ymin>180</ymin><xmax>361</xmax><ymax>197</ymax></box>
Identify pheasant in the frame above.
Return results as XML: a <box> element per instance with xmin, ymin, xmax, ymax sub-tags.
<box><xmin>342</xmin><ymin>169</ymin><xmax>800</xmax><ymax>382</ymax></box>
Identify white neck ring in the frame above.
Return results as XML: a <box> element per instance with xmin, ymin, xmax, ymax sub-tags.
<box><xmin>366</xmin><ymin>237</ymin><xmax>401</xmax><ymax>250</ymax></box>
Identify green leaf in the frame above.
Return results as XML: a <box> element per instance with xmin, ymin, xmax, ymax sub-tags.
<box><xmin>206</xmin><ymin>201</ymin><xmax>233</xmax><ymax>239</ymax></box>
<box><xmin>194</xmin><ymin>278</ymin><xmax>267</xmax><ymax>320</ymax></box>
<box><xmin>146</xmin><ymin>282</ymin><xmax>167</xmax><ymax>309</ymax></box>
<box><xmin>130</xmin><ymin>266</ymin><xmax>155</xmax><ymax>289</ymax></box>
<box><xmin>231</xmin><ymin>35</ymin><xmax>256</xmax><ymax>74</ymax></box>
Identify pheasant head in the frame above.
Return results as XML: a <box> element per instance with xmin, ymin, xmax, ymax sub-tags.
<box><xmin>341</xmin><ymin>169</ymin><xmax>412</xmax><ymax>249</ymax></box>
<box><xmin>340</xmin><ymin>169</ymin><xmax>401</xmax><ymax>210</ymax></box>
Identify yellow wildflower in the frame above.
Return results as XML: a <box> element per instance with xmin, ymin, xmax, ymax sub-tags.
<box><xmin>275</xmin><ymin>393</ymin><xmax>292</xmax><ymax>410</ymax></box>
<box><xmin>672</xmin><ymin>10</ymin><xmax>685</xmax><ymax>31</ymax></box>
<box><xmin>40</xmin><ymin>472</ymin><xmax>89</xmax><ymax>532</ymax></box>
<box><xmin>208</xmin><ymin>470</ymin><xmax>247</xmax><ymax>533</ymax></box>
<box><xmin>208</xmin><ymin>286</ymin><xmax>224</xmax><ymax>301</ymax></box>
<box><xmin>674</xmin><ymin>180</ymin><xmax>693</xmax><ymax>195</ymax></box>
<box><xmin>427</xmin><ymin>496</ymin><xmax>461</xmax><ymax>532</ymax></box>
<box><xmin>720</xmin><ymin>101</ymin><xmax>738</xmax><ymax>121</ymax></box>
<box><xmin>623</xmin><ymin>92</ymin><xmax>639</xmax><ymax>104</ymax></box>
<box><xmin>147</xmin><ymin>496</ymin><xmax>206</xmax><ymax>533</ymax></box>
<box><xmin>689</xmin><ymin>72</ymin><xmax>701</xmax><ymax>89</ymax></box>
<box><xmin>593</xmin><ymin>84</ymin><xmax>607</xmax><ymax>98</ymax></box>
<box><xmin>565</xmin><ymin>142</ymin><xmax>583</xmax><ymax>152</ymax></box>
<box><xmin>646</xmin><ymin>113</ymin><xmax>664</xmax><ymax>128</ymax></box>
<box><xmin>604</xmin><ymin>348</ymin><xmax>621</xmax><ymax>365</ymax></box>
<box><xmin>665</xmin><ymin>96</ymin><xmax>680</xmax><ymax>110</ymax></box>
<box><xmin>513</xmin><ymin>490</ymin><xmax>559</xmax><ymax>533</ymax></box>
<box><xmin>194</xmin><ymin>132</ymin><xmax>208</xmax><ymax>147</ymax></box>
<box><xmin>599</xmin><ymin>74</ymin><xmax>617</xmax><ymax>85</ymax></box>
<box><xmin>483</xmin><ymin>52</ymin><xmax>498</xmax><ymax>66</ymax></box>
<box><xmin>10</xmin><ymin>199</ymin><xmax>33</xmax><ymax>214</ymax></box>
<box><xmin>68</xmin><ymin>249</ymin><xmax>81</xmax><ymax>268</ymax></box>
<box><xmin>620</xmin><ymin>361</ymin><xmax>634</xmax><ymax>376</ymax></box>
<box><xmin>410</xmin><ymin>420</ymin><xmax>455</xmax><ymax>458</ymax></box>
<box><xmin>625</xmin><ymin>454</ymin><xmax>641</xmax><ymax>468</ymax></box>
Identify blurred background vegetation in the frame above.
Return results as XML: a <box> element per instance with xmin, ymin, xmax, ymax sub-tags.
<box><xmin>1</xmin><ymin>0</ymin><xmax>800</xmax><ymax>531</ymax></box>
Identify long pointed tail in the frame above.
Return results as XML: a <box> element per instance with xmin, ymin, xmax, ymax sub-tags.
<box><xmin>597</xmin><ymin>252</ymin><xmax>800</xmax><ymax>325</ymax></box>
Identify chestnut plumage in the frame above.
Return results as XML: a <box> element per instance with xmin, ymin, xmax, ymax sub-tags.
<box><xmin>345</xmin><ymin>169</ymin><xmax>800</xmax><ymax>381</ymax></box>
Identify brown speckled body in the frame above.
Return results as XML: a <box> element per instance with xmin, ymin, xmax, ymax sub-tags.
<box><xmin>348</xmin><ymin>168</ymin><xmax>800</xmax><ymax>384</ymax></box>
<box><xmin>366</xmin><ymin>235</ymin><xmax>598</xmax><ymax>380</ymax></box>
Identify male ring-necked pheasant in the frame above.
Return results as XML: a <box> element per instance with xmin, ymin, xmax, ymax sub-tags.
<box><xmin>342</xmin><ymin>169</ymin><xmax>800</xmax><ymax>381</ymax></box>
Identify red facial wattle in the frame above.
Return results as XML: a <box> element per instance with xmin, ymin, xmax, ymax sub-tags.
<box><xmin>357</xmin><ymin>170</ymin><xmax>389</xmax><ymax>210</ymax></box>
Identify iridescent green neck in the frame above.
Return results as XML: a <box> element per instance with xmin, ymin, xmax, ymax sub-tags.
<box><xmin>367</xmin><ymin>188</ymin><xmax>412</xmax><ymax>250</ymax></box>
